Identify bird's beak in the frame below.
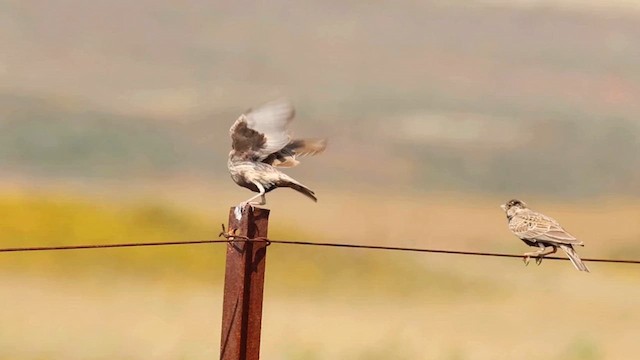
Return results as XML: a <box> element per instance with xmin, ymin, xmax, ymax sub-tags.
<box><xmin>500</xmin><ymin>204</ymin><xmax>506</xmax><ymax>211</ymax></box>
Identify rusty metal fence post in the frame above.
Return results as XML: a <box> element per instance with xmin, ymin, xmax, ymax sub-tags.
<box><xmin>220</xmin><ymin>206</ymin><xmax>270</xmax><ymax>360</ymax></box>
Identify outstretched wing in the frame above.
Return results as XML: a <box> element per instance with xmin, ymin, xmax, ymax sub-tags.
<box><xmin>509</xmin><ymin>210</ymin><xmax>583</xmax><ymax>246</ymax></box>
<box><xmin>286</xmin><ymin>139</ymin><xmax>327</xmax><ymax>157</ymax></box>
<box><xmin>229</xmin><ymin>98</ymin><xmax>294</xmax><ymax>160</ymax></box>
<box><xmin>263</xmin><ymin>138</ymin><xmax>327</xmax><ymax>167</ymax></box>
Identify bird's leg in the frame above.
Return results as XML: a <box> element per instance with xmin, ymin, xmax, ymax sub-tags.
<box><xmin>523</xmin><ymin>244</ymin><xmax>542</xmax><ymax>266</ymax></box>
<box><xmin>523</xmin><ymin>244</ymin><xmax>554</xmax><ymax>266</ymax></box>
<box><xmin>532</xmin><ymin>243</ymin><xmax>547</xmax><ymax>266</ymax></box>
<box><xmin>254</xmin><ymin>193</ymin><xmax>266</xmax><ymax>206</ymax></box>
<box><xmin>535</xmin><ymin>245</ymin><xmax>557</xmax><ymax>265</ymax></box>
<box><xmin>248</xmin><ymin>182</ymin><xmax>267</xmax><ymax>206</ymax></box>
<box><xmin>234</xmin><ymin>183</ymin><xmax>267</xmax><ymax>220</ymax></box>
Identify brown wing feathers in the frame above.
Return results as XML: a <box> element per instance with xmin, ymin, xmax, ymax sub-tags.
<box><xmin>510</xmin><ymin>211</ymin><xmax>583</xmax><ymax>246</ymax></box>
<box><xmin>230</xmin><ymin>119</ymin><xmax>267</xmax><ymax>155</ymax></box>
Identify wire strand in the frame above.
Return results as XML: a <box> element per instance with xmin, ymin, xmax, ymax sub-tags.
<box><xmin>0</xmin><ymin>238</ymin><xmax>638</xmax><ymax>265</ymax></box>
<box><xmin>266</xmin><ymin>239</ymin><xmax>640</xmax><ymax>264</ymax></box>
<box><xmin>0</xmin><ymin>240</ymin><xmax>228</xmax><ymax>252</ymax></box>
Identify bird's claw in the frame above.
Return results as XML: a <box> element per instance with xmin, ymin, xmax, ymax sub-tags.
<box><xmin>523</xmin><ymin>255</ymin><xmax>530</xmax><ymax>266</ymax></box>
<box><xmin>234</xmin><ymin>202</ymin><xmax>254</xmax><ymax>220</ymax></box>
<box><xmin>233</xmin><ymin>206</ymin><xmax>243</xmax><ymax>221</ymax></box>
<box><xmin>535</xmin><ymin>256</ymin><xmax>543</xmax><ymax>266</ymax></box>
<box><xmin>234</xmin><ymin>200</ymin><xmax>265</xmax><ymax>220</ymax></box>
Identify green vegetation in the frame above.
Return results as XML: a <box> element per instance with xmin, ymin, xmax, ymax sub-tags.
<box><xmin>0</xmin><ymin>194</ymin><xmax>221</xmax><ymax>281</ymax></box>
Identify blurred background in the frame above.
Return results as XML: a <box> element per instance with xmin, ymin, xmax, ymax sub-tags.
<box><xmin>1</xmin><ymin>0</ymin><xmax>640</xmax><ymax>359</ymax></box>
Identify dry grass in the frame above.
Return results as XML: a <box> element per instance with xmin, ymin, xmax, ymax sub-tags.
<box><xmin>1</xmin><ymin>184</ymin><xmax>639</xmax><ymax>359</ymax></box>
<box><xmin>2</xmin><ymin>266</ymin><xmax>639</xmax><ymax>359</ymax></box>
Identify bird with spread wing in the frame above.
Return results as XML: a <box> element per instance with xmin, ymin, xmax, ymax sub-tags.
<box><xmin>501</xmin><ymin>199</ymin><xmax>590</xmax><ymax>272</ymax></box>
<box><xmin>228</xmin><ymin>98</ymin><xmax>327</xmax><ymax>218</ymax></box>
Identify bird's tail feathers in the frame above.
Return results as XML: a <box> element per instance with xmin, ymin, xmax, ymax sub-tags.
<box><xmin>279</xmin><ymin>174</ymin><xmax>317</xmax><ymax>202</ymax></box>
<box><xmin>287</xmin><ymin>182</ymin><xmax>317</xmax><ymax>202</ymax></box>
<box><xmin>559</xmin><ymin>244</ymin><xmax>590</xmax><ymax>272</ymax></box>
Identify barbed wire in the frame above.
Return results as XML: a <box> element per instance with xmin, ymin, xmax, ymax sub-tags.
<box><xmin>0</xmin><ymin>235</ymin><xmax>638</xmax><ymax>265</ymax></box>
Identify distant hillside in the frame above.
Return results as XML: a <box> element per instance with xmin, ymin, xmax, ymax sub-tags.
<box><xmin>2</xmin><ymin>2</ymin><xmax>640</xmax><ymax>197</ymax></box>
<box><xmin>0</xmin><ymin>94</ymin><xmax>220</xmax><ymax>177</ymax></box>
<box><xmin>1</xmin><ymin>93</ymin><xmax>638</xmax><ymax>197</ymax></box>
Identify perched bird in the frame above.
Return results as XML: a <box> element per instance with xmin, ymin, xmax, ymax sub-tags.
<box><xmin>228</xmin><ymin>98</ymin><xmax>326</xmax><ymax>218</ymax></box>
<box><xmin>500</xmin><ymin>199</ymin><xmax>589</xmax><ymax>272</ymax></box>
